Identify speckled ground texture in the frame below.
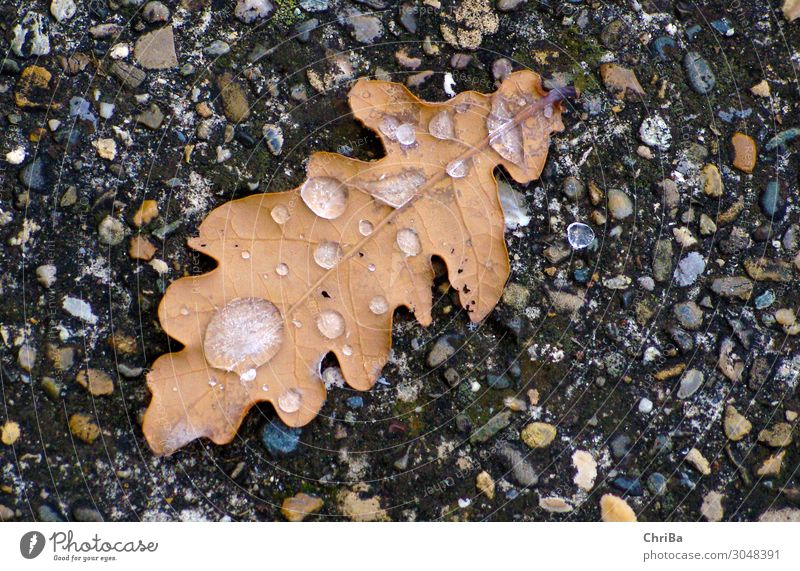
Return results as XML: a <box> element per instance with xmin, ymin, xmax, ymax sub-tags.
<box><xmin>2</xmin><ymin>0</ymin><xmax>800</xmax><ymax>522</ymax></box>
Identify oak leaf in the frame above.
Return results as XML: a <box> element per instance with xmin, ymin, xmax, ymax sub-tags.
<box><xmin>143</xmin><ymin>71</ymin><xmax>572</xmax><ymax>455</ymax></box>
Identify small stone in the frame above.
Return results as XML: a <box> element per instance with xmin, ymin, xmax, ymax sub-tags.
<box><xmin>673</xmin><ymin>301</ymin><xmax>703</xmax><ymax>330</ymax></box>
<box><xmin>701</xmin><ymin>164</ymin><xmax>723</xmax><ymax>197</ymax></box>
<box><xmin>69</xmin><ymin>414</ymin><xmax>100</xmax><ymax>444</ymax></box>
<box><xmin>281</xmin><ymin>492</ymin><xmax>323</xmax><ymax>522</ymax></box>
<box><xmin>134</xmin><ymin>26</ymin><xmax>178</xmax><ymax>70</ymax></box>
<box><xmin>760</xmin><ymin>181</ymin><xmax>783</xmax><ymax>218</ymax></box>
<box><xmin>204</xmin><ymin>40</ymin><xmax>230</xmax><ymax>56</ymax></box>
<box><xmin>6</xmin><ymin>147</ymin><xmax>25</xmax><ymax>165</ymax></box>
<box><xmin>607</xmin><ymin>189</ymin><xmax>633</xmax><ymax>219</ymax></box>
<box><xmin>217</xmin><ymin>73</ymin><xmax>250</xmax><ymax>123</ymax></box>
<box><xmin>744</xmin><ymin>258</ymin><xmax>793</xmax><ymax>282</ymax></box>
<box><xmin>73</xmin><ymin>506</ymin><xmax>104</xmax><ymax>522</ymax></box>
<box><xmin>470</xmin><ymin>411</ymin><xmax>511</xmax><ymax>444</ymax></box>
<box><xmin>521</xmin><ymin>422</ymin><xmax>557</xmax><ymax>449</ymax></box>
<box><xmin>262</xmin><ymin>124</ymin><xmax>284</xmax><ymax>155</ymax></box>
<box><xmin>783</xmin><ymin>0</ymin><xmax>800</xmax><ymax>22</ymax></box>
<box><xmin>109</xmin><ymin>61</ymin><xmax>146</xmax><ymax>89</ymax></box>
<box><xmin>76</xmin><ymin>368</ymin><xmax>114</xmax><ymax>396</ymax></box>
<box><xmin>639</xmin><ymin>114</ymin><xmax>672</xmax><ymax>150</ymax></box>
<box><xmin>235</xmin><ymin>0</ymin><xmax>274</xmax><ymax>23</ymax></box>
<box><xmin>136</xmin><ymin>104</ymin><xmax>165</xmax><ymax>129</ymax></box>
<box><xmin>476</xmin><ymin>471</ymin><xmax>495</xmax><ymax>499</ymax></box>
<box><xmin>684</xmin><ymin>51</ymin><xmax>715</xmax><ymax>94</ymax></box>
<box><xmin>711</xmin><ymin>277</ymin><xmax>753</xmax><ymax>300</ymax></box>
<box><xmin>750</xmin><ymin>80</ymin><xmax>770</xmax><ymax>97</ymax></box>
<box><xmin>41</xmin><ymin>377</ymin><xmax>62</xmax><ymax>400</ymax></box>
<box><xmin>539</xmin><ymin>496</ymin><xmax>573</xmax><ymax>513</ymax></box>
<box><xmin>699</xmin><ymin>213</ymin><xmax>717</xmax><ymax>235</ymax></box>
<box><xmin>673</xmin><ymin>252</ymin><xmax>706</xmax><ymax>287</ymax></box>
<box><xmin>347</xmin><ymin>9</ymin><xmax>384</xmax><ymax>44</ymax></box>
<box><xmin>652</xmin><ymin>239</ymin><xmax>673</xmax><ymax>282</ymax></box>
<box><xmin>731</xmin><ymin>132</ymin><xmax>756</xmax><ymax>173</ymax></box>
<box><xmin>63</xmin><ymin>296</ymin><xmax>98</xmax><ymax>324</ymax></box>
<box><xmin>572</xmin><ymin>450</ymin><xmax>597</xmax><ymax>491</ymax></box>
<box><xmin>638</xmin><ymin>398</ymin><xmax>653</xmax><ymax>414</ymax></box>
<box><xmin>756</xmin><ymin>450</ymin><xmax>785</xmax><ymax>477</ymax></box>
<box><xmin>133</xmin><ymin>200</ymin><xmax>159</xmax><ymax>227</ymax></box>
<box><xmin>92</xmin><ymin>138</ymin><xmax>116</xmax><ymax>160</ymax></box>
<box><xmin>502</xmin><ymin>283</ymin><xmax>530</xmax><ymax>310</ymax></box>
<box><xmin>561</xmin><ymin>176</ymin><xmax>585</xmax><ymax>200</ymax></box>
<box><xmin>15</xmin><ymin>65</ymin><xmax>56</xmax><ymax>109</ymax></box>
<box><xmin>495</xmin><ymin>443</ymin><xmax>538</xmax><ymax>487</ymax></box>
<box><xmin>50</xmin><ymin>0</ymin><xmax>77</xmax><ymax>22</ymax></box>
<box><xmin>426</xmin><ymin>334</ymin><xmax>458</xmax><ymax>368</ymax></box>
<box><xmin>142</xmin><ymin>1</ymin><xmax>170</xmax><ymax>23</ymax></box>
<box><xmin>1</xmin><ymin>421</ymin><xmax>21</xmax><ymax>445</ymax></box>
<box><xmin>758</xmin><ymin>423</ymin><xmax>793</xmax><ymax>447</ymax></box>
<box><xmin>600</xmin><ymin>63</ymin><xmax>645</xmax><ymax>99</ymax></box>
<box><xmin>685</xmin><ymin>447</ymin><xmax>711</xmax><ymax>475</ymax></box>
<box><xmin>98</xmin><ymin>216</ymin><xmax>126</xmax><ymax>246</ymax></box>
<box><xmin>17</xmin><ymin>344</ymin><xmax>37</xmax><ymax>372</ymax></box>
<box><xmin>129</xmin><ymin>235</ymin><xmax>156</xmax><ymax>261</ymax></box>
<box><xmin>600</xmin><ymin>494</ymin><xmax>637</xmax><ymax>522</ymax></box>
<box><xmin>678</xmin><ymin>369</ymin><xmax>703</xmax><ymax>399</ymax></box>
<box><xmin>260</xmin><ymin>420</ymin><xmax>301</xmax><ymax>457</ymax></box>
<box><xmin>0</xmin><ymin>504</ymin><xmax>15</xmax><ymax>521</ymax></box>
<box><xmin>701</xmin><ymin>491</ymin><xmax>725</xmax><ymax>522</ymax></box>
<box><xmin>36</xmin><ymin>264</ymin><xmax>57</xmax><ymax>288</ymax></box>
<box><xmin>647</xmin><ymin>473</ymin><xmax>667</xmax><ymax>495</ymax></box>
<box><xmin>723</xmin><ymin>405</ymin><xmax>752</xmax><ymax>441</ymax></box>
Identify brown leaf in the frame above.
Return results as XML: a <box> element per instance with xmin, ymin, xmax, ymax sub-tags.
<box><xmin>143</xmin><ymin>72</ymin><xmax>572</xmax><ymax>455</ymax></box>
<box><xmin>600</xmin><ymin>63</ymin><xmax>645</xmax><ymax>99</ymax></box>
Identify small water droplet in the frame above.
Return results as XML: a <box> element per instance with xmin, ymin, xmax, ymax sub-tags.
<box><xmin>313</xmin><ymin>241</ymin><xmax>343</xmax><ymax>269</ymax></box>
<box><xmin>240</xmin><ymin>368</ymin><xmax>256</xmax><ymax>382</ymax></box>
<box><xmin>368</xmin><ymin>263</ymin><xmax>376</xmax><ymax>272</ymax></box>
<box><xmin>203</xmin><ymin>298</ymin><xmax>284</xmax><ymax>376</ymax></box>
<box><xmin>359</xmin><ymin>219</ymin><xmax>374</xmax><ymax>236</ymax></box>
<box><xmin>369</xmin><ymin>296</ymin><xmax>389</xmax><ymax>315</ymax></box>
<box><xmin>271</xmin><ymin>204</ymin><xmax>290</xmax><ymax>224</ymax></box>
<box><xmin>429</xmin><ymin>110</ymin><xmax>455</xmax><ymax>140</ymax></box>
<box><xmin>395</xmin><ymin>123</ymin><xmax>416</xmax><ymax>145</ymax></box>
<box><xmin>446</xmin><ymin>158</ymin><xmax>470</xmax><ymax>178</ymax></box>
<box><xmin>277</xmin><ymin>388</ymin><xmax>302</xmax><ymax>413</ymax></box>
<box><xmin>566</xmin><ymin>222</ymin><xmax>595</xmax><ymax>250</ymax></box>
<box><xmin>292</xmin><ymin>319</ymin><xmax>302</xmax><ymax>328</ymax></box>
<box><xmin>180</xmin><ymin>305</ymin><xmax>190</xmax><ymax>316</ymax></box>
<box><xmin>241</xmin><ymin>250</ymin><xmax>251</xmax><ymax>259</ymax></box>
<box><xmin>208</xmin><ymin>378</ymin><xmax>218</xmax><ymax>387</ymax></box>
<box><xmin>300</xmin><ymin>177</ymin><xmax>348</xmax><ymax>220</ymax></box>
<box><xmin>396</xmin><ymin>228</ymin><xmax>421</xmax><ymax>256</ymax></box>
<box><xmin>261</xmin><ymin>384</ymin><xmax>269</xmax><ymax>391</ymax></box>
<box><xmin>275</xmin><ymin>263</ymin><xmax>289</xmax><ymax>276</ymax></box>
<box><xmin>342</xmin><ymin>344</ymin><xmax>353</xmax><ymax>356</ymax></box>
<box><xmin>316</xmin><ymin>309</ymin><xmax>345</xmax><ymax>339</ymax></box>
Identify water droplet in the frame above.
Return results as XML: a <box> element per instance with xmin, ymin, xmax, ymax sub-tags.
<box><xmin>316</xmin><ymin>309</ymin><xmax>345</xmax><ymax>339</ymax></box>
<box><xmin>261</xmin><ymin>384</ymin><xmax>269</xmax><ymax>391</ymax></box>
<box><xmin>368</xmin><ymin>263</ymin><xmax>376</xmax><ymax>272</ymax></box>
<box><xmin>275</xmin><ymin>263</ymin><xmax>289</xmax><ymax>276</ymax></box>
<box><xmin>292</xmin><ymin>319</ymin><xmax>302</xmax><ymax>328</ymax></box>
<box><xmin>241</xmin><ymin>250</ymin><xmax>251</xmax><ymax>259</ymax></box>
<box><xmin>487</xmin><ymin>94</ymin><xmax>524</xmax><ymax>166</ymax></box>
<box><xmin>203</xmin><ymin>298</ymin><xmax>284</xmax><ymax>375</ymax></box>
<box><xmin>544</xmin><ymin>104</ymin><xmax>553</xmax><ymax>118</ymax></box>
<box><xmin>566</xmin><ymin>222</ymin><xmax>595</xmax><ymax>250</ymax></box>
<box><xmin>208</xmin><ymin>378</ymin><xmax>218</xmax><ymax>387</ymax></box>
<box><xmin>429</xmin><ymin>110</ymin><xmax>455</xmax><ymax>140</ymax></box>
<box><xmin>271</xmin><ymin>204</ymin><xmax>290</xmax><ymax>224</ymax></box>
<box><xmin>446</xmin><ymin>158</ymin><xmax>470</xmax><ymax>178</ymax></box>
<box><xmin>240</xmin><ymin>368</ymin><xmax>256</xmax><ymax>382</ymax></box>
<box><xmin>396</xmin><ymin>228</ymin><xmax>421</xmax><ymax>256</ymax></box>
<box><xmin>379</xmin><ymin>116</ymin><xmax>400</xmax><ymax>140</ymax></box>
<box><xmin>277</xmin><ymin>388</ymin><xmax>302</xmax><ymax>413</ymax></box>
<box><xmin>369</xmin><ymin>296</ymin><xmax>389</xmax><ymax>315</ymax></box>
<box><xmin>395</xmin><ymin>123</ymin><xmax>416</xmax><ymax>145</ymax></box>
<box><xmin>342</xmin><ymin>345</ymin><xmax>353</xmax><ymax>356</ymax></box>
<box><xmin>180</xmin><ymin>305</ymin><xmax>190</xmax><ymax>316</ymax></box>
<box><xmin>300</xmin><ymin>177</ymin><xmax>348</xmax><ymax>220</ymax></box>
<box><xmin>356</xmin><ymin>168</ymin><xmax>427</xmax><ymax>208</ymax></box>
<box><xmin>313</xmin><ymin>241</ymin><xmax>343</xmax><ymax>269</ymax></box>
<box><xmin>359</xmin><ymin>219</ymin><xmax>374</xmax><ymax>236</ymax></box>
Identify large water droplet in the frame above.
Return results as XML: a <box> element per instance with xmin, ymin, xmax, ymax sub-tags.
<box><xmin>395</xmin><ymin>123</ymin><xmax>416</xmax><ymax>146</ymax></box>
<box><xmin>271</xmin><ymin>204</ymin><xmax>290</xmax><ymax>224</ymax></box>
<box><xmin>429</xmin><ymin>110</ymin><xmax>455</xmax><ymax>140</ymax></box>
<box><xmin>486</xmin><ymin>95</ymin><xmax>524</xmax><ymax>166</ymax></box>
<box><xmin>356</xmin><ymin>168</ymin><xmax>427</xmax><ymax>208</ymax></box>
<box><xmin>566</xmin><ymin>222</ymin><xmax>595</xmax><ymax>250</ymax></box>
<box><xmin>241</xmin><ymin>250</ymin><xmax>251</xmax><ymax>259</ymax></box>
<box><xmin>379</xmin><ymin>116</ymin><xmax>400</xmax><ymax>140</ymax></box>
<box><xmin>240</xmin><ymin>368</ymin><xmax>256</xmax><ymax>382</ymax></box>
<box><xmin>203</xmin><ymin>298</ymin><xmax>284</xmax><ymax>375</ymax></box>
<box><xmin>300</xmin><ymin>177</ymin><xmax>348</xmax><ymax>220</ymax></box>
<box><xmin>316</xmin><ymin>309</ymin><xmax>345</xmax><ymax>339</ymax></box>
<box><xmin>277</xmin><ymin>388</ymin><xmax>302</xmax><ymax>413</ymax></box>
<box><xmin>342</xmin><ymin>345</ymin><xmax>353</xmax><ymax>356</ymax></box>
<box><xmin>369</xmin><ymin>295</ymin><xmax>389</xmax><ymax>315</ymax></box>
<box><xmin>313</xmin><ymin>241</ymin><xmax>343</xmax><ymax>269</ymax></box>
<box><xmin>275</xmin><ymin>263</ymin><xmax>289</xmax><ymax>276</ymax></box>
<box><xmin>446</xmin><ymin>158</ymin><xmax>470</xmax><ymax>179</ymax></box>
<box><xmin>396</xmin><ymin>228</ymin><xmax>421</xmax><ymax>256</ymax></box>
<box><xmin>359</xmin><ymin>219</ymin><xmax>374</xmax><ymax>236</ymax></box>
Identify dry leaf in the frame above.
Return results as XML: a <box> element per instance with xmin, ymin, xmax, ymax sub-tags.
<box><xmin>143</xmin><ymin>71</ymin><xmax>572</xmax><ymax>455</ymax></box>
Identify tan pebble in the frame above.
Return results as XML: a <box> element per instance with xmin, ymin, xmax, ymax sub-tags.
<box><xmin>757</xmin><ymin>450</ymin><xmax>785</xmax><ymax>477</ymax></box>
<box><xmin>1</xmin><ymin>421</ymin><xmax>21</xmax><ymax>445</ymax></box>
<box><xmin>600</xmin><ymin>493</ymin><xmax>637</xmax><ymax>522</ymax></box>
<box><xmin>129</xmin><ymin>235</ymin><xmax>157</xmax><ymax>261</ymax></box>
<box><xmin>527</xmin><ymin>388</ymin><xmax>540</xmax><ymax>406</ymax></box>
<box><xmin>700</xmin><ymin>491</ymin><xmax>724</xmax><ymax>522</ymax></box>
<box><xmin>280</xmin><ymin>493</ymin><xmax>323</xmax><ymax>522</ymax></box>
<box><xmin>76</xmin><ymin>368</ymin><xmax>114</xmax><ymax>396</ymax></box>
<box><xmin>0</xmin><ymin>504</ymin><xmax>15</xmax><ymax>521</ymax></box>
<box><xmin>69</xmin><ymin>413</ymin><xmax>100</xmax><ymax>444</ymax></box>
<box><xmin>786</xmin><ymin>410</ymin><xmax>798</xmax><ymax>422</ymax></box>
<box><xmin>476</xmin><ymin>471</ymin><xmax>495</xmax><ymax>500</ymax></box>
<box><xmin>338</xmin><ymin>488</ymin><xmax>389</xmax><ymax>522</ymax></box>
<box><xmin>701</xmin><ymin>163</ymin><xmax>723</xmax><ymax>197</ymax></box>
<box><xmin>521</xmin><ymin>422</ymin><xmax>557</xmax><ymax>448</ymax></box>
<box><xmin>572</xmin><ymin>450</ymin><xmax>597</xmax><ymax>491</ymax></box>
<box><xmin>774</xmin><ymin>308</ymin><xmax>796</xmax><ymax>327</ymax></box>
<box><xmin>600</xmin><ymin>63</ymin><xmax>645</xmax><ymax>99</ymax></box>
<box><xmin>750</xmin><ymin>80</ymin><xmax>770</xmax><ymax>97</ymax></box>
<box><xmin>783</xmin><ymin>0</ymin><xmax>800</xmax><ymax>22</ymax></box>
<box><xmin>723</xmin><ymin>405</ymin><xmax>752</xmax><ymax>441</ymax></box>
<box><xmin>195</xmin><ymin>101</ymin><xmax>213</xmax><ymax>118</ymax></box>
<box><xmin>132</xmin><ymin>200</ymin><xmax>159</xmax><ymax>227</ymax></box>
<box><xmin>731</xmin><ymin>132</ymin><xmax>756</xmax><ymax>173</ymax></box>
<box><xmin>539</xmin><ymin>496</ymin><xmax>573</xmax><ymax>513</ymax></box>
<box><xmin>92</xmin><ymin>138</ymin><xmax>117</xmax><ymax>160</ymax></box>
<box><xmin>758</xmin><ymin>423</ymin><xmax>793</xmax><ymax>447</ymax></box>
<box><xmin>654</xmin><ymin>363</ymin><xmax>685</xmax><ymax>381</ymax></box>
<box><xmin>685</xmin><ymin>447</ymin><xmax>711</xmax><ymax>475</ymax></box>
<box><xmin>47</xmin><ymin>344</ymin><xmax>75</xmax><ymax>371</ymax></box>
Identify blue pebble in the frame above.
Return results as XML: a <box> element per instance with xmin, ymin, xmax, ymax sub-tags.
<box><xmin>573</xmin><ymin>267</ymin><xmax>592</xmax><ymax>283</ymax></box>
<box><xmin>647</xmin><ymin>472</ymin><xmax>668</xmax><ymax>495</ymax></box>
<box><xmin>760</xmin><ymin>181</ymin><xmax>783</xmax><ymax>218</ymax></box>
<box><xmin>650</xmin><ymin>36</ymin><xmax>677</xmax><ymax>61</ymax></box>
<box><xmin>613</xmin><ymin>475</ymin><xmax>644</xmax><ymax>496</ymax></box>
<box><xmin>260</xmin><ymin>419</ymin><xmax>301</xmax><ymax>456</ymax></box>
<box><xmin>346</xmin><ymin>396</ymin><xmax>364</xmax><ymax>409</ymax></box>
<box><xmin>711</xmin><ymin>19</ymin><xmax>734</xmax><ymax>36</ymax></box>
<box><xmin>755</xmin><ymin>290</ymin><xmax>776</xmax><ymax>310</ymax></box>
<box><xmin>765</xmin><ymin>128</ymin><xmax>800</xmax><ymax>152</ymax></box>
<box><xmin>685</xmin><ymin>24</ymin><xmax>702</xmax><ymax>40</ymax></box>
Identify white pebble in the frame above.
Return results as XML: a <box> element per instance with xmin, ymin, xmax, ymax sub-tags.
<box><xmin>638</xmin><ymin>398</ymin><xmax>654</xmax><ymax>414</ymax></box>
<box><xmin>5</xmin><ymin>147</ymin><xmax>25</xmax><ymax>165</ymax></box>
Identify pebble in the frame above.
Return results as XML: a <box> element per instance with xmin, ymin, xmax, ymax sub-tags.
<box><xmin>651</xmin><ymin>36</ymin><xmax>677</xmax><ymax>61</ymax></box>
<box><xmin>38</xmin><ymin>505</ymin><xmax>64</xmax><ymax>522</ymax></box>
<box><xmin>18</xmin><ymin>344</ymin><xmax>37</xmax><ymax>372</ymax></box>
<box><xmin>652</xmin><ymin>239</ymin><xmax>673</xmax><ymax>282</ymax></box>
<box><xmin>19</xmin><ymin>158</ymin><xmax>48</xmax><ymax>192</ymax></box>
<box><xmin>758</xmin><ymin>423</ymin><xmax>793</xmax><ymax>447</ymax></box>
<box><xmin>142</xmin><ymin>1</ymin><xmax>170</xmax><ymax>23</ymax></box>
<box><xmin>711</xmin><ymin>276</ymin><xmax>753</xmax><ymax>300</ymax></box>
<box><xmin>262</xmin><ymin>123</ymin><xmax>284</xmax><ymax>155</ymax></box>
<box><xmin>73</xmin><ymin>506</ymin><xmax>104</xmax><ymax>522</ymax></box>
<box><xmin>756</xmin><ymin>450</ymin><xmax>785</xmax><ymax>477</ymax></box>
<box><xmin>765</xmin><ymin>128</ymin><xmax>800</xmax><ymax>151</ymax></box>
<box><xmin>69</xmin><ymin>413</ymin><xmax>100</xmax><ymax>444</ymax></box>
<box><xmin>0</xmin><ymin>504</ymin><xmax>14</xmax><ymax>521</ymax></box>
<box><xmin>701</xmin><ymin>491</ymin><xmax>725</xmax><ymax>522</ymax></box>
<box><xmin>639</xmin><ymin>114</ymin><xmax>672</xmax><ymax>150</ymax></box>
<box><xmin>673</xmin><ymin>252</ymin><xmax>705</xmax><ymax>287</ymax></box>
<box><xmin>98</xmin><ymin>216</ymin><xmax>127</xmax><ymax>246</ymax></box>
<box><xmin>561</xmin><ymin>176</ymin><xmax>585</xmax><ymax>200</ymax></box>
<box><xmin>673</xmin><ymin>301</ymin><xmax>703</xmax><ymax>330</ymax></box>
<box><xmin>346</xmin><ymin>9</ymin><xmax>384</xmax><ymax>44</ymax></box>
<box><xmin>566</xmin><ymin>222</ymin><xmax>594</xmax><ymax>249</ymax></box>
<box><xmin>731</xmin><ymin>132</ymin><xmax>756</xmax><ymax>173</ymax></box>
<box><xmin>572</xmin><ymin>450</ymin><xmax>597</xmax><ymax>491</ymax></box>
<box><xmin>683</xmin><ymin>51</ymin><xmax>715</xmax><ymax>94</ymax></box>
<box><xmin>76</xmin><ymin>368</ymin><xmax>115</xmax><ymax>396</ymax></box>
<box><xmin>495</xmin><ymin>443</ymin><xmax>538</xmax><ymax>487</ymax></box>
<box><xmin>677</xmin><ymin>369</ymin><xmax>703</xmax><ymax>399</ymax></box>
<box><xmin>755</xmin><ymin>290</ymin><xmax>776</xmax><ymax>310</ymax></box>
<box><xmin>760</xmin><ymin>180</ymin><xmax>782</xmax><ymax>218</ymax></box>
<box><xmin>205</xmin><ymin>40</ymin><xmax>231</xmax><ymax>56</ymax></box>
<box><xmin>6</xmin><ymin>147</ymin><xmax>25</xmax><ymax>165</ymax></box>
<box><xmin>610</xmin><ymin>434</ymin><xmax>631</xmax><ymax>460</ymax></box>
<box><xmin>1</xmin><ymin>421</ymin><xmax>21</xmax><ymax>445</ymax></box>
<box><xmin>744</xmin><ymin>258</ymin><xmax>792</xmax><ymax>282</ymax></box>
<box><xmin>723</xmin><ymin>405</ymin><xmax>752</xmax><ymax>440</ymax></box>
<box><xmin>600</xmin><ymin>494</ymin><xmax>637</xmax><ymax>522</ymax></box>
<box><xmin>136</xmin><ymin>103</ymin><xmax>165</xmax><ymax>129</ymax></box>
<box><xmin>600</xmin><ymin>63</ymin><xmax>645</xmax><ymax>98</ymax></box>
<box><xmin>699</xmin><ymin>213</ymin><xmax>717</xmax><ymax>235</ymax></box>
<box><xmin>260</xmin><ymin>419</ymin><xmax>301</xmax><ymax>456</ymax></box>
<box><xmin>281</xmin><ymin>493</ymin><xmax>323</xmax><ymax>521</ymax></box>
<box><xmin>539</xmin><ymin>496</ymin><xmax>573</xmax><ymax>513</ymax></box>
<box><xmin>647</xmin><ymin>473</ymin><xmax>667</xmax><ymax>495</ymax></box>
<box><xmin>300</xmin><ymin>0</ymin><xmax>328</xmax><ymax>11</ymax></box>
<box><xmin>36</xmin><ymin>264</ymin><xmax>57</xmax><ymax>288</ymax></box>
<box><xmin>685</xmin><ymin>447</ymin><xmax>711</xmax><ymax>475</ymax></box>
<box><xmin>750</xmin><ymin>80</ymin><xmax>770</xmax><ymax>98</ymax></box>
<box><xmin>613</xmin><ymin>475</ymin><xmax>643</xmax><ymax>496</ymax></box>
<box><xmin>476</xmin><ymin>471</ymin><xmax>495</xmax><ymax>499</ymax></box>
<box><xmin>134</xmin><ymin>26</ymin><xmax>178</xmax><ymax>70</ymax></box>
<box><xmin>63</xmin><ymin>296</ymin><xmax>98</xmax><ymax>324</ymax></box>
<box><xmin>426</xmin><ymin>334</ymin><xmax>459</xmax><ymax>368</ymax></box>
<box><xmin>235</xmin><ymin>0</ymin><xmax>274</xmax><ymax>23</ymax></box>
<box><xmin>217</xmin><ymin>73</ymin><xmax>251</xmax><ymax>123</ymax></box>
<box><xmin>133</xmin><ymin>200</ymin><xmax>159</xmax><ymax>227</ymax></box>
<box><xmin>50</xmin><ymin>0</ymin><xmax>77</xmax><ymax>23</ymax></box>
<box><xmin>92</xmin><ymin>138</ymin><xmax>116</xmax><ymax>160</ymax></box>
<box><xmin>638</xmin><ymin>398</ymin><xmax>653</xmax><ymax>414</ymax></box>
<box><xmin>470</xmin><ymin>411</ymin><xmax>511</xmax><ymax>444</ymax></box>
<box><xmin>701</xmin><ymin>163</ymin><xmax>723</xmax><ymax>197</ymax></box>
<box><xmin>607</xmin><ymin>189</ymin><xmax>633</xmax><ymax>219</ymax></box>
<box><xmin>521</xmin><ymin>422</ymin><xmax>557</xmax><ymax>449</ymax></box>
<box><xmin>110</xmin><ymin>61</ymin><xmax>146</xmax><ymax>89</ymax></box>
